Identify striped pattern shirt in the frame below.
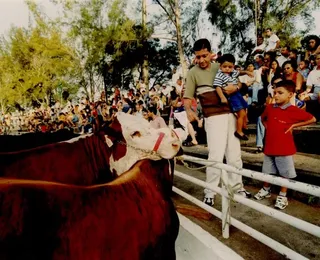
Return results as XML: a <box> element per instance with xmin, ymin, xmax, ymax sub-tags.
<box><xmin>213</xmin><ymin>69</ymin><xmax>240</xmax><ymax>89</ymax></box>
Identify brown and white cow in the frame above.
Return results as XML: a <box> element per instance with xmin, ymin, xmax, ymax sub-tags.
<box><xmin>105</xmin><ymin>112</ymin><xmax>181</xmax><ymax>175</ymax></box>
<box><xmin>0</xmin><ymin>159</ymin><xmax>179</xmax><ymax>260</ymax></box>
<box><xmin>0</xmin><ymin>112</ymin><xmax>181</xmax><ymax>183</ymax></box>
<box><xmin>0</xmin><ymin>129</ymin><xmax>79</xmax><ymax>152</ymax></box>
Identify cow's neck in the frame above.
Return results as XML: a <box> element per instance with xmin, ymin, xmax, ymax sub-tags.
<box><xmin>109</xmin><ymin>147</ymin><xmax>160</xmax><ymax>175</ymax></box>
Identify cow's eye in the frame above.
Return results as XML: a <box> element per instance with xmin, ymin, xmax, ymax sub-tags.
<box><xmin>131</xmin><ymin>131</ymin><xmax>141</xmax><ymax>138</ymax></box>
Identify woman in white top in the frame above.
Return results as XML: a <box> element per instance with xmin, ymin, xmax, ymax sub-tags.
<box><xmin>239</xmin><ymin>63</ymin><xmax>263</xmax><ymax>105</ymax></box>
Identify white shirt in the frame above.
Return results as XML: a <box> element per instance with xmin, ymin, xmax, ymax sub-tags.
<box><xmin>239</xmin><ymin>69</ymin><xmax>261</xmax><ymax>85</ymax></box>
<box><xmin>265</xmin><ymin>34</ymin><xmax>280</xmax><ymax>52</ymax></box>
<box><xmin>306</xmin><ymin>69</ymin><xmax>320</xmax><ymax>87</ymax></box>
<box><xmin>252</xmin><ymin>42</ymin><xmax>266</xmax><ymax>53</ymax></box>
<box><xmin>277</xmin><ymin>55</ymin><xmax>289</xmax><ymax>67</ymax></box>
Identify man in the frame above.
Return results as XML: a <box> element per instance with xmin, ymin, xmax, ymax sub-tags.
<box><xmin>183</xmin><ymin>38</ymin><xmax>251</xmax><ymax>206</ymax></box>
<box><xmin>265</xmin><ymin>28</ymin><xmax>280</xmax><ymax>53</ymax></box>
<box><xmin>252</xmin><ymin>35</ymin><xmax>266</xmax><ymax>55</ymax></box>
<box><xmin>254</xmin><ymin>54</ymin><xmax>264</xmax><ymax>70</ymax></box>
<box><xmin>277</xmin><ymin>46</ymin><xmax>290</xmax><ymax>67</ymax></box>
<box><xmin>289</xmin><ymin>49</ymin><xmax>298</xmax><ymax>66</ymax></box>
<box><xmin>147</xmin><ymin>106</ymin><xmax>167</xmax><ymax>129</ymax></box>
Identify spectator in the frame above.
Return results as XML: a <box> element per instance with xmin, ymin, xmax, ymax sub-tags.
<box><xmin>277</xmin><ymin>46</ymin><xmax>290</xmax><ymax>67</ymax></box>
<box><xmin>254</xmin><ymin>80</ymin><xmax>316</xmax><ymax>209</ymax></box>
<box><xmin>254</xmin><ymin>54</ymin><xmax>264</xmax><ymax>69</ymax></box>
<box><xmin>265</xmin><ymin>28</ymin><xmax>280</xmax><ymax>53</ymax></box>
<box><xmin>147</xmin><ymin>106</ymin><xmax>167</xmax><ymax>129</ymax></box>
<box><xmin>298</xmin><ymin>60</ymin><xmax>310</xmax><ymax>81</ymax></box>
<box><xmin>282</xmin><ymin>60</ymin><xmax>304</xmax><ymax>95</ymax></box>
<box><xmin>289</xmin><ymin>49</ymin><xmax>298</xmax><ymax>66</ymax></box>
<box><xmin>299</xmin><ymin>53</ymin><xmax>320</xmax><ymax>104</ymax></box>
<box><xmin>240</xmin><ymin>62</ymin><xmax>263</xmax><ymax>105</ymax></box>
<box><xmin>252</xmin><ymin>35</ymin><xmax>266</xmax><ymax>55</ymax></box>
<box><xmin>305</xmin><ymin>35</ymin><xmax>320</xmax><ymax>61</ymax></box>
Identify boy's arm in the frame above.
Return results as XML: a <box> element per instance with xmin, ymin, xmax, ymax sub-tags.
<box><xmin>285</xmin><ymin>116</ymin><xmax>316</xmax><ymax>134</ymax></box>
<box><xmin>239</xmin><ymin>70</ymin><xmax>254</xmax><ymax>78</ymax></box>
<box><xmin>215</xmin><ymin>86</ymin><xmax>228</xmax><ymax>104</ymax></box>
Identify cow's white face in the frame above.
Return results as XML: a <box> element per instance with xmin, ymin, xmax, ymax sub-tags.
<box><xmin>106</xmin><ymin>112</ymin><xmax>181</xmax><ymax>175</ymax></box>
<box><xmin>116</xmin><ymin>112</ymin><xmax>181</xmax><ymax>159</ymax></box>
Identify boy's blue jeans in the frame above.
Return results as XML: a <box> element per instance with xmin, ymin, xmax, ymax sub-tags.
<box><xmin>256</xmin><ymin>116</ymin><xmax>265</xmax><ymax>147</ymax></box>
<box><xmin>248</xmin><ymin>82</ymin><xmax>264</xmax><ymax>104</ymax></box>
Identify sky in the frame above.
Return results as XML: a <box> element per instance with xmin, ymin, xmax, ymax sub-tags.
<box><xmin>0</xmin><ymin>0</ymin><xmax>319</xmax><ymax>45</ymax></box>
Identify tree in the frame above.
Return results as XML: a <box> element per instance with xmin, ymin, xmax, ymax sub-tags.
<box><xmin>206</xmin><ymin>0</ymin><xmax>320</xmax><ymax>61</ymax></box>
<box><xmin>151</xmin><ymin>0</ymin><xmax>202</xmax><ymax>80</ymax></box>
<box><xmin>0</xmin><ymin>3</ymin><xmax>81</xmax><ymax>111</ymax></box>
<box><xmin>148</xmin><ymin>40</ymin><xmax>180</xmax><ymax>87</ymax></box>
<box><xmin>54</xmin><ymin>0</ymin><xmax>145</xmax><ymax>99</ymax></box>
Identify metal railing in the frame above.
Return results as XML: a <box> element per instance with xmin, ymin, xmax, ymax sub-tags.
<box><xmin>173</xmin><ymin>155</ymin><xmax>320</xmax><ymax>260</ymax></box>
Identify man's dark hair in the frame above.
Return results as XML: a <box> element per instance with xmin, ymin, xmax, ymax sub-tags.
<box><xmin>290</xmin><ymin>49</ymin><xmax>298</xmax><ymax>55</ymax></box>
<box><xmin>257</xmin><ymin>55</ymin><xmax>264</xmax><ymax>60</ymax></box>
<box><xmin>219</xmin><ymin>54</ymin><xmax>236</xmax><ymax>65</ymax></box>
<box><xmin>265</xmin><ymin>28</ymin><xmax>272</xmax><ymax>31</ymax></box>
<box><xmin>137</xmin><ymin>100</ymin><xmax>144</xmax><ymax>106</ymax></box>
<box><xmin>147</xmin><ymin>105</ymin><xmax>157</xmax><ymax>115</ymax></box>
<box><xmin>275</xmin><ymin>80</ymin><xmax>296</xmax><ymax>93</ymax></box>
<box><xmin>282</xmin><ymin>45</ymin><xmax>290</xmax><ymax>51</ymax></box>
<box><xmin>193</xmin><ymin>38</ymin><xmax>211</xmax><ymax>52</ymax></box>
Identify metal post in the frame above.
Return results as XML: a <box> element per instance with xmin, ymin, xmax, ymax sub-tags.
<box><xmin>221</xmin><ymin>169</ymin><xmax>229</xmax><ymax>238</ymax></box>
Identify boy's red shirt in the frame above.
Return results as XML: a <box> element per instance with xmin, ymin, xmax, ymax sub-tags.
<box><xmin>261</xmin><ymin>103</ymin><xmax>314</xmax><ymax>156</ymax></box>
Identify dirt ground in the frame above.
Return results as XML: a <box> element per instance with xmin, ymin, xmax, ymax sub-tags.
<box><xmin>173</xmin><ymin>164</ymin><xmax>320</xmax><ymax>260</ymax></box>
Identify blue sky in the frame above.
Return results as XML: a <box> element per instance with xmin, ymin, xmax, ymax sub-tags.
<box><xmin>0</xmin><ymin>0</ymin><xmax>319</xmax><ymax>42</ymax></box>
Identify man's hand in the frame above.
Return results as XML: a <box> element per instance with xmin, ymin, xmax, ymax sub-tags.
<box><xmin>185</xmin><ymin>109</ymin><xmax>198</xmax><ymax>122</ymax></box>
<box><xmin>223</xmin><ymin>84</ymin><xmax>238</xmax><ymax>96</ymax></box>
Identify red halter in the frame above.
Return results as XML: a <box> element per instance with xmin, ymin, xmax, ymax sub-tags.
<box><xmin>152</xmin><ymin>132</ymin><xmax>165</xmax><ymax>152</ymax></box>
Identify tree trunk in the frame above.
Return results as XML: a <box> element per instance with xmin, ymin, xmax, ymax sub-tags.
<box><xmin>174</xmin><ymin>0</ymin><xmax>188</xmax><ymax>81</ymax></box>
<box><xmin>142</xmin><ymin>0</ymin><xmax>149</xmax><ymax>94</ymax></box>
<box><xmin>259</xmin><ymin>0</ymin><xmax>268</xmax><ymax>33</ymax></box>
<box><xmin>89</xmin><ymin>71</ymin><xmax>95</xmax><ymax>102</ymax></box>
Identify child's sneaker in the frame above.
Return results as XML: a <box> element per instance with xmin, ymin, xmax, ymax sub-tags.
<box><xmin>203</xmin><ymin>196</ymin><xmax>214</xmax><ymax>206</ymax></box>
<box><xmin>274</xmin><ymin>196</ymin><xmax>288</xmax><ymax>210</ymax></box>
<box><xmin>254</xmin><ymin>188</ymin><xmax>271</xmax><ymax>200</ymax></box>
<box><xmin>237</xmin><ymin>188</ymin><xmax>252</xmax><ymax>198</ymax></box>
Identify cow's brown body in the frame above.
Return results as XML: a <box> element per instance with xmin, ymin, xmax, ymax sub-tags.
<box><xmin>0</xmin><ymin>135</ymin><xmax>115</xmax><ymax>185</ymax></box>
<box><xmin>0</xmin><ymin>159</ymin><xmax>179</xmax><ymax>260</ymax></box>
<box><xmin>0</xmin><ymin>129</ymin><xmax>79</xmax><ymax>152</ymax></box>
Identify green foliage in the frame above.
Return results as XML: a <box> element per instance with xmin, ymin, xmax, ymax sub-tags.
<box><xmin>148</xmin><ymin>40</ymin><xmax>180</xmax><ymax>86</ymax></box>
<box><xmin>206</xmin><ymin>0</ymin><xmax>320</xmax><ymax>59</ymax></box>
<box><xmin>0</xmin><ymin>22</ymin><xmax>80</xmax><ymax>111</ymax></box>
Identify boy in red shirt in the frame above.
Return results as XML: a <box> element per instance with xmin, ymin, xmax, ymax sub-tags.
<box><xmin>254</xmin><ymin>80</ymin><xmax>316</xmax><ymax>209</ymax></box>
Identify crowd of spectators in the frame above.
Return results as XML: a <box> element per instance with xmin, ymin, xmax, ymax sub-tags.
<box><xmin>1</xmin><ymin>31</ymin><xmax>319</xmax><ymax>152</ymax></box>
<box><xmin>0</xmin><ymin>80</ymin><xmax>204</xmax><ymax>147</ymax></box>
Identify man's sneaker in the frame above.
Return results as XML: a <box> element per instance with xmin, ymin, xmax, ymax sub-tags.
<box><xmin>237</xmin><ymin>188</ymin><xmax>252</xmax><ymax>198</ymax></box>
<box><xmin>203</xmin><ymin>197</ymin><xmax>214</xmax><ymax>206</ymax></box>
<box><xmin>274</xmin><ymin>196</ymin><xmax>288</xmax><ymax>210</ymax></box>
<box><xmin>254</xmin><ymin>188</ymin><xmax>271</xmax><ymax>200</ymax></box>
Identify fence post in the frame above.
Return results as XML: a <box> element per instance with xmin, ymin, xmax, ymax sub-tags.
<box><xmin>221</xmin><ymin>169</ymin><xmax>230</xmax><ymax>238</ymax></box>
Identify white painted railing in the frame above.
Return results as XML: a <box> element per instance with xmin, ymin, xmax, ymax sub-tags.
<box><xmin>173</xmin><ymin>155</ymin><xmax>320</xmax><ymax>260</ymax></box>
